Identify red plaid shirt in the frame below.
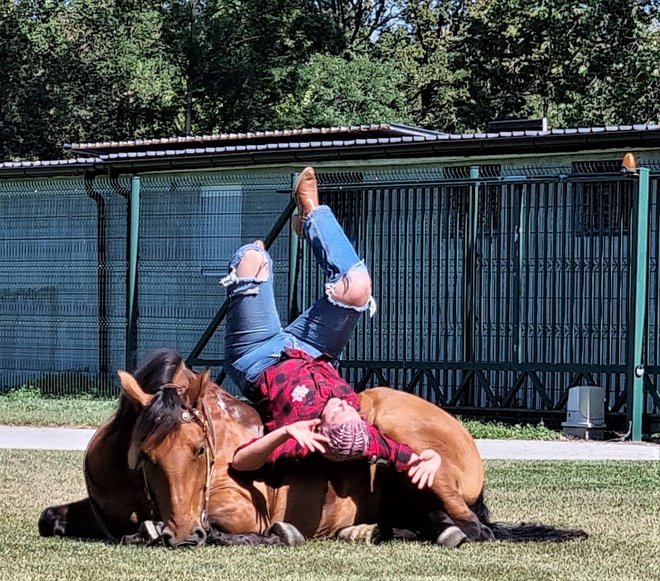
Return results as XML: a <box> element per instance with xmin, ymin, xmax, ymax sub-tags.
<box><xmin>245</xmin><ymin>348</ymin><xmax>413</xmax><ymax>471</ymax></box>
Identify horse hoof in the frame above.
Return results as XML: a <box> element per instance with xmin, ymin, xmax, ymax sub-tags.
<box><xmin>436</xmin><ymin>526</ymin><xmax>467</xmax><ymax>549</ymax></box>
<box><xmin>120</xmin><ymin>520</ymin><xmax>164</xmax><ymax>546</ymax></box>
<box><xmin>337</xmin><ymin>523</ymin><xmax>379</xmax><ymax>544</ymax></box>
<box><xmin>266</xmin><ymin>522</ymin><xmax>305</xmax><ymax>547</ymax></box>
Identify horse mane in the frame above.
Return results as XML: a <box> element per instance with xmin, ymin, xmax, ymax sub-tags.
<box><xmin>132</xmin><ymin>387</ymin><xmax>183</xmax><ymax>453</ymax></box>
<box><xmin>112</xmin><ymin>348</ymin><xmax>184</xmax><ymax>433</ymax></box>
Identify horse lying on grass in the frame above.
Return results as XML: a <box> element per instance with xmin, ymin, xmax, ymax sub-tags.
<box><xmin>39</xmin><ymin>349</ymin><xmax>587</xmax><ymax>548</ymax></box>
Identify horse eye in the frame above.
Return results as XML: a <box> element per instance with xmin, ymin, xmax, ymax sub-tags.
<box><xmin>195</xmin><ymin>446</ymin><xmax>206</xmax><ymax>458</ymax></box>
<box><xmin>141</xmin><ymin>451</ymin><xmax>155</xmax><ymax>465</ymax></box>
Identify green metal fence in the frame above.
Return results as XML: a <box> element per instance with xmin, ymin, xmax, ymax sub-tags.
<box><xmin>1</xmin><ymin>163</ymin><xmax>658</xmax><ymax>435</ymax></box>
<box><xmin>295</xmin><ymin>167</ymin><xmax>659</xmax><ymax>434</ymax></box>
<box><xmin>0</xmin><ymin>175</ymin><xmax>127</xmax><ymax>395</ymax></box>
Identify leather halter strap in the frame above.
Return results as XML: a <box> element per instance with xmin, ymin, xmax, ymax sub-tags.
<box><xmin>140</xmin><ymin>384</ymin><xmax>217</xmax><ymax>528</ymax></box>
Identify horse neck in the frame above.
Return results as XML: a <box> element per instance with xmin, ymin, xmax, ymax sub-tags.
<box><xmin>108</xmin><ymin>395</ymin><xmax>140</xmax><ymax>443</ymax></box>
<box><xmin>205</xmin><ymin>387</ymin><xmax>264</xmax><ymax>462</ymax></box>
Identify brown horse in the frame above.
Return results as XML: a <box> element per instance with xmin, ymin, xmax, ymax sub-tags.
<box><xmin>39</xmin><ymin>349</ymin><xmax>586</xmax><ymax>547</ymax></box>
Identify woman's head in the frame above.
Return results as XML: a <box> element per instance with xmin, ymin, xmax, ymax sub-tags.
<box><xmin>321</xmin><ymin>397</ymin><xmax>361</xmax><ymax>425</ymax></box>
<box><xmin>320</xmin><ymin>398</ymin><xmax>371</xmax><ymax>460</ymax></box>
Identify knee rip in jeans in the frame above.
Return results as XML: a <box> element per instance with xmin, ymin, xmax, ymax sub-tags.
<box><xmin>220</xmin><ymin>249</ymin><xmax>269</xmax><ymax>295</ymax></box>
<box><xmin>325</xmin><ymin>264</ymin><xmax>377</xmax><ymax>317</ymax></box>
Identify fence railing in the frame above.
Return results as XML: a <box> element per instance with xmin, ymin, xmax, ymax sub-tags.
<box><xmin>0</xmin><ymin>165</ymin><xmax>658</xmax><ymax>435</ymax></box>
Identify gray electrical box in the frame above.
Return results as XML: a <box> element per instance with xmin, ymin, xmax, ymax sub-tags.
<box><xmin>562</xmin><ymin>386</ymin><xmax>606</xmax><ymax>440</ymax></box>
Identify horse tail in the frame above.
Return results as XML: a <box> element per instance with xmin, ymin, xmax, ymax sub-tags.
<box><xmin>488</xmin><ymin>522</ymin><xmax>588</xmax><ymax>542</ymax></box>
<box><xmin>470</xmin><ymin>491</ymin><xmax>588</xmax><ymax>542</ymax></box>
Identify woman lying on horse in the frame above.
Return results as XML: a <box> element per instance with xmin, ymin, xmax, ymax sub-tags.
<box><xmin>222</xmin><ymin>166</ymin><xmax>441</xmax><ymax>489</ymax></box>
<box><xmin>38</xmin><ymin>166</ymin><xmax>586</xmax><ymax>549</ymax></box>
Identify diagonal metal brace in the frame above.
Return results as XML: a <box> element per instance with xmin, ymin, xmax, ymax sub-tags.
<box><xmin>186</xmin><ymin>198</ymin><xmax>297</xmax><ymax>369</ymax></box>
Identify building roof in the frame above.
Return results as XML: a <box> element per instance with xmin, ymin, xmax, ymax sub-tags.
<box><xmin>2</xmin><ymin>123</ymin><xmax>660</xmax><ymax>176</ymax></box>
<box><xmin>63</xmin><ymin>123</ymin><xmax>447</xmax><ymax>155</ymax></box>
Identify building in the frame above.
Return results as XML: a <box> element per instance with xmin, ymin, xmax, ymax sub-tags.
<box><xmin>1</xmin><ymin>122</ymin><xmax>659</xmax><ymax>437</ymax></box>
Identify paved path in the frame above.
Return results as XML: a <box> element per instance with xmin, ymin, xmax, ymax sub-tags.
<box><xmin>0</xmin><ymin>425</ymin><xmax>658</xmax><ymax>460</ymax></box>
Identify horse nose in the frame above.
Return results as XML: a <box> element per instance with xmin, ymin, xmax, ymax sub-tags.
<box><xmin>191</xmin><ymin>525</ymin><xmax>207</xmax><ymax>546</ymax></box>
<box><xmin>161</xmin><ymin>524</ymin><xmax>207</xmax><ymax>548</ymax></box>
<box><xmin>161</xmin><ymin>526</ymin><xmax>176</xmax><ymax>547</ymax></box>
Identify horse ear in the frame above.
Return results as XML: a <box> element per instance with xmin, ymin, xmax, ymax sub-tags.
<box><xmin>188</xmin><ymin>368</ymin><xmax>211</xmax><ymax>407</ymax></box>
<box><xmin>117</xmin><ymin>370</ymin><xmax>154</xmax><ymax>409</ymax></box>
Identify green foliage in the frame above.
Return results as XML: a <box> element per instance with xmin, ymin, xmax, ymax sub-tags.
<box><xmin>1</xmin><ymin>0</ymin><xmax>659</xmax><ymax>160</ymax></box>
<box><xmin>458</xmin><ymin>0</ymin><xmax>660</xmax><ymax>129</ymax></box>
<box><xmin>0</xmin><ymin>390</ymin><xmax>117</xmax><ymax>427</ymax></box>
<box><xmin>274</xmin><ymin>53</ymin><xmax>416</xmax><ymax>127</ymax></box>
<box><xmin>1</xmin><ymin>385</ymin><xmax>42</xmax><ymax>402</ymax></box>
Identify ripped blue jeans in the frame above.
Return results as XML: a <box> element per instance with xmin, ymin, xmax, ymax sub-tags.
<box><xmin>221</xmin><ymin>205</ymin><xmax>376</xmax><ymax>401</ymax></box>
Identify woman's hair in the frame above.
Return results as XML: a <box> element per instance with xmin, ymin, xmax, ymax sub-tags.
<box><xmin>319</xmin><ymin>419</ymin><xmax>371</xmax><ymax>461</ymax></box>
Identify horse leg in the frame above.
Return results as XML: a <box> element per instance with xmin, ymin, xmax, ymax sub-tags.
<box><xmin>421</xmin><ymin>509</ymin><xmax>469</xmax><ymax>548</ymax></box>
<box><xmin>406</xmin><ymin>472</ymin><xmax>491</xmax><ymax>543</ymax></box>
<box><xmin>38</xmin><ymin>498</ymin><xmax>106</xmax><ymax>540</ymax></box>
<box><xmin>206</xmin><ymin>522</ymin><xmax>305</xmax><ymax>547</ymax></box>
<box><xmin>336</xmin><ymin>523</ymin><xmax>418</xmax><ymax>545</ymax></box>
<box><xmin>440</xmin><ymin>493</ymin><xmax>494</xmax><ymax>542</ymax></box>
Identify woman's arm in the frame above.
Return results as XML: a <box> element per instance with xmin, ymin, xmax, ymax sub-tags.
<box><xmin>364</xmin><ymin>426</ymin><xmax>441</xmax><ymax>489</ymax></box>
<box><xmin>232</xmin><ymin>419</ymin><xmax>328</xmax><ymax>471</ymax></box>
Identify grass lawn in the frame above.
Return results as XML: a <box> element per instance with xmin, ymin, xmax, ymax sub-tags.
<box><xmin>0</xmin><ymin>396</ymin><xmax>117</xmax><ymax>428</ymax></box>
<box><xmin>0</xmin><ymin>451</ymin><xmax>657</xmax><ymax>581</ymax></box>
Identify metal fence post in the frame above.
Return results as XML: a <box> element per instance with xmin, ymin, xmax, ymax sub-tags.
<box><xmin>628</xmin><ymin>168</ymin><xmax>650</xmax><ymax>441</ymax></box>
<box><xmin>462</xmin><ymin>166</ymin><xmax>480</xmax><ymax>405</ymax></box>
<box><xmin>288</xmin><ymin>172</ymin><xmax>300</xmax><ymax>323</ymax></box>
<box><xmin>125</xmin><ymin>175</ymin><xmax>141</xmax><ymax>371</ymax></box>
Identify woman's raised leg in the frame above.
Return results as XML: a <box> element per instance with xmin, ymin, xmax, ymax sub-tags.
<box><xmin>285</xmin><ymin>168</ymin><xmax>375</xmax><ymax>358</ymax></box>
<box><xmin>222</xmin><ymin>242</ymin><xmax>286</xmax><ymax>394</ymax></box>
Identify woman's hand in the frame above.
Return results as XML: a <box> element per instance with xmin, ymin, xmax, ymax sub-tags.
<box><xmin>284</xmin><ymin>419</ymin><xmax>329</xmax><ymax>454</ymax></box>
<box><xmin>406</xmin><ymin>449</ymin><xmax>441</xmax><ymax>489</ymax></box>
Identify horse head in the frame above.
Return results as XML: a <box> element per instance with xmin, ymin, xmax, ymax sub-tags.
<box><xmin>118</xmin><ymin>367</ymin><xmax>215</xmax><ymax>548</ymax></box>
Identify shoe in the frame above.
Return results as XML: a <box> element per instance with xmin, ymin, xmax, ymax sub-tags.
<box><xmin>292</xmin><ymin>167</ymin><xmax>318</xmax><ymax>218</ymax></box>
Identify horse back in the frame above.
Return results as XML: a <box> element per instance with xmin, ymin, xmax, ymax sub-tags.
<box><xmin>359</xmin><ymin>387</ymin><xmax>484</xmax><ymax>504</ymax></box>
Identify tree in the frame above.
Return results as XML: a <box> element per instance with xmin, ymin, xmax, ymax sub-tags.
<box><xmin>457</xmin><ymin>0</ymin><xmax>660</xmax><ymax>130</ymax></box>
<box><xmin>1</xmin><ymin>0</ymin><xmax>180</xmax><ymax>159</ymax></box>
<box><xmin>375</xmin><ymin>1</ymin><xmax>470</xmax><ymax>131</ymax></box>
<box><xmin>274</xmin><ymin>53</ymin><xmax>415</xmax><ymax>126</ymax></box>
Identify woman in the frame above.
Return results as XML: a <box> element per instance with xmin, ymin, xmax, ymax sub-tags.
<box><xmin>222</xmin><ymin>167</ymin><xmax>440</xmax><ymax>489</ymax></box>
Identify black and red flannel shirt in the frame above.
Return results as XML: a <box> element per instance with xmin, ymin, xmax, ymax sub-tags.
<box><xmin>243</xmin><ymin>348</ymin><xmax>413</xmax><ymax>471</ymax></box>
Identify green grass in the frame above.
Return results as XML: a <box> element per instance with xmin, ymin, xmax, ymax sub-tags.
<box><xmin>0</xmin><ymin>388</ymin><xmax>117</xmax><ymax>428</ymax></box>
<box><xmin>0</xmin><ymin>389</ymin><xmax>559</xmax><ymax>439</ymax></box>
<box><xmin>462</xmin><ymin>419</ymin><xmax>561</xmax><ymax>440</ymax></box>
<box><xmin>1</xmin><ymin>451</ymin><xmax>657</xmax><ymax>581</ymax></box>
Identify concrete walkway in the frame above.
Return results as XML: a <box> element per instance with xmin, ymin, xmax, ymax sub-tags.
<box><xmin>0</xmin><ymin>425</ymin><xmax>658</xmax><ymax>460</ymax></box>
